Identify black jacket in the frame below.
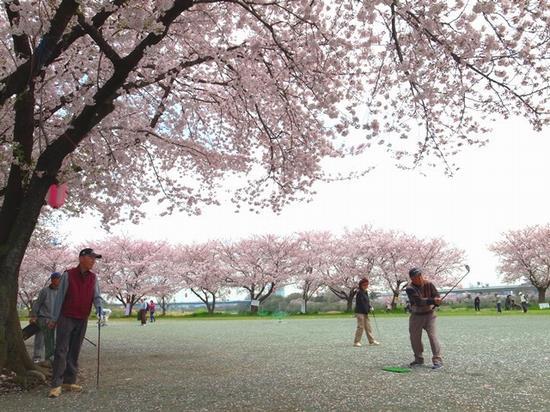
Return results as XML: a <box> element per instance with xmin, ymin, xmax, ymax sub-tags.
<box><xmin>354</xmin><ymin>289</ymin><xmax>371</xmax><ymax>314</ymax></box>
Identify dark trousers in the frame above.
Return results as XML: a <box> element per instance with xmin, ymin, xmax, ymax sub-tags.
<box><xmin>51</xmin><ymin>315</ymin><xmax>88</xmax><ymax>387</ymax></box>
<box><xmin>33</xmin><ymin>318</ymin><xmax>55</xmax><ymax>361</ymax></box>
<box><xmin>139</xmin><ymin>309</ymin><xmax>147</xmax><ymax>325</ymax></box>
<box><xmin>409</xmin><ymin>312</ymin><xmax>442</xmax><ymax>365</ymax></box>
<box><xmin>521</xmin><ymin>302</ymin><xmax>528</xmax><ymax>313</ymax></box>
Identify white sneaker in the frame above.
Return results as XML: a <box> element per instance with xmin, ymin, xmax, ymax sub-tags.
<box><xmin>353</xmin><ymin>342</ymin><xmax>362</xmax><ymax>347</ymax></box>
<box><xmin>369</xmin><ymin>340</ymin><xmax>380</xmax><ymax>346</ymax></box>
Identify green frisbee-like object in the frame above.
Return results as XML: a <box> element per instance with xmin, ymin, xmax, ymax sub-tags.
<box><xmin>382</xmin><ymin>366</ymin><xmax>412</xmax><ymax>373</ymax></box>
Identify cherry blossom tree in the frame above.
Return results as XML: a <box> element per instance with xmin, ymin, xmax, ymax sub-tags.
<box><xmin>375</xmin><ymin>231</ymin><xmax>465</xmax><ymax>308</ymax></box>
<box><xmin>16</xmin><ymin>219</ymin><xmax>72</xmax><ymax>309</ymax></box>
<box><xmin>322</xmin><ymin>230</ymin><xmax>379</xmax><ymax>312</ymax></box>
<box><xmin>177</xmin><ymin>241</ymin><xmax>229</xmax><ymax>314</ymax></box>
<box><xmin>148</xmin><ymin>247</ymin><xmax>183</xmax><ymax>316</ymax></box>
<box><xmin>292</xmin><ymin>231</ymin><xmax>333</xmax><ymax>313</ymax></box>
<box><xmin>151</xmin><ymin>277</ymin><xmax>180</xmax><ymax>317</ymax></box>
<box><xmin>222</xmin><ymin>235</ymin><xmax>296</xmax><ymax>313</ymax></box>
<box><xmin>99</xmin><ymin>236</ymin><xmax>174</xmax><ymax>315</ymax></box>
<box><xmin>0</xmin><ymin>0</ymin><xmax>548</xmax><ymax>374</ymax></box>
<box><xmin>18</xmin><ymin>239</ymin><xmax>73</xmax><ymax>311</ymax></box>
<box><xmin>490</xmin><ymin>225</ymin><xmax>550</xmax><ymax>303</ymax></box>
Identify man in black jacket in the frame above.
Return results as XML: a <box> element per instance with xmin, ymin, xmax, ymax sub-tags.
<box><xmin>353</xmin><ymin>278</ymin><xmax>380</xmax><ymax>347</ymax></box>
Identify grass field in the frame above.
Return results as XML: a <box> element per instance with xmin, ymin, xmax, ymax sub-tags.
<box><xmin>2</xmin><ymin>313</ymin><xmax>549</xmax><ymax>411</ymax></box>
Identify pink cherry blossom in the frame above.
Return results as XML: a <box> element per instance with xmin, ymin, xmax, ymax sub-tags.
<box><xmin>490</xmin><ymin>224</ymin><xmax>550</xmax><ymax>303</ymax></box>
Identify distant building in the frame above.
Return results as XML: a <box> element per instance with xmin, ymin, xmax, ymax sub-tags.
<box><xmin>274</xmin><ymin>286</ymin><xmax>287</xmax><ymax>297</ymax></box>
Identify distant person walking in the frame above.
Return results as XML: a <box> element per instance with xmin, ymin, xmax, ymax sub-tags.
<box><xmin>138</xmin><ymin>299</ymin><xmax>148</xmax><ymax>325</ymax></box>
<box><xmin>124</xmin><ymin>302</ymin><xmax>131</xmax><ymax>316</ymax></box>
<box><xmin>353</xmin><ymin>278</ymin><xmax>379</xmax><ymax>347</ymax></box>
<box><xmin>496</xmin><ymin>297</ymin><xmax>502</xmax><ymax>313</ymax></box>
<box><xmin>30</xmin><ymin>272</ymin><xmax>61</xmax><ymax>363</ymax></box>
<box><xmin>99</xmin><ymin>308</ymin><xmax>112</xmax><ymax>326</ymax></box>
<box><xmin>149</xmin><ymin>300</ymin><xmax>156</xmax><ymax>322</ymax></box>
<box><xmin>406</xmin><ymin>268</ymin><xmax>443</xmax><ymax>370</ymax></box>
<box><xmin>504</xmin><ymin>295</ymin><xmax>512</xmax><ymax>310</ymax></box>
<box><xmin>474</xmin><ymin>296</ymin><xmax>481</xmax><ymax>312</ymax></box>
<box><xmin>519</xmin><ymin>292</ymin><xmax>528</xmax><ymax>313</ymax></box>
<box><xmin>48</xmin><ymin>248</ymin><xmax>103</xmax><ymax>398</ymax></box>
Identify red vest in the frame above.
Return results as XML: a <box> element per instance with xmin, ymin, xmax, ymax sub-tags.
<box><xmin>61</xmin><ymin>267</ymin><xmax>96</xmax><ymax>320</ymax></box>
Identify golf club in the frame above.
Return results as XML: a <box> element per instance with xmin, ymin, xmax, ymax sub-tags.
<box><xmin>370</xmin><ymin>307</ymin><xmax>381</xmax><ymax>339</ymax></box>
<box><xmin>97</xmin><ymin>310</ymin><xmax>101</xmax><ymax>388</ymax></box>
<box><xmin>441</xmin><ymin>264</ymin><xmax>471</xmax><ymax>301</ymax></box>
<box><xmin>84</xmin><ymin>336</ymin><xmax>96</xmax><ymax>347</ymax></box>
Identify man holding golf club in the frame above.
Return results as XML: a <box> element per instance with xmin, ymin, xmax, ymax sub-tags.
<box><xmin>405</xmin><ymin>268</ymin><xmax>443</xmax><ymax>370</ymax></box>
<box><xmin>47</xmin><ymin>248</ymin><xmax>103</xmax><ymax>398</ymax></box>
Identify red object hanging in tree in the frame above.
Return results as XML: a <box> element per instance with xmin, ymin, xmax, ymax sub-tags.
<box><xmin>46</xmin><ymin>183</ymin><xmax>68</xmax><ymax>208</ymax></box>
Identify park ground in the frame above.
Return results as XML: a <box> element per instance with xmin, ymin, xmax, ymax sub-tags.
<box><xmin>1</xmin><ymin>312</ymin><xmax>549</xmax><ymax>411</ymax></box>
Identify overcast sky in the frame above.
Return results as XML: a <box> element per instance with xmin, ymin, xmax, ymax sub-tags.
<box><xmin>60</xmin><ymin>117</ymin><xmax>550</xmax><ymax>287</ymax></box>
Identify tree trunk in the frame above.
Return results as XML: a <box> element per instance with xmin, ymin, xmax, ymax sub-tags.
<box><xmin>209</xmin><ymin>294</ymin><xmax>216</xmax><ymax>313</ymax></box>
<box><xmin>346</xmin><ymin>295</ymin><xmax>354</xmax><ymax>313</ymax></box>
<box><xmin>0</xmin><ymin>280</ymin><xmax>34</xmax><ymax>374</ymax></box>
<box><xmin>161</xmin><ymin>296</ymin><xmax>166</xmax><ymax>316</ymax></box>
<box><xmin>537</xmin><ymin>287</ymin><xmax>546</xmax><ymax>303</ymax></box>
<box><xmin>0</xmin><ymin>173</ymin><xmax>52</xmax><ymax>371</ymax></box>
<box><xmin>391</xmin><ymin>292</ymin><xmax>399</xmax><ymax>309</ymax></box>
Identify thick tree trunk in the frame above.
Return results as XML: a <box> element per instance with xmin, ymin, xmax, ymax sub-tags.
<box><xmin>0</xmin><ymin>213</ymin><xmax>48</xmax><ymax>370</ymax></box>
<box><xmin>0</xmin><ymin>169</ymin><xmax>53</xmax><ymax>370</ymax></box>
<box><xmin>346</xmin><ymin>295</ymin><xmax>354</xmax><ymax>313</ymax></box>
<box><xmin>208</xmin><ymin>294</ymin><xmax>216</xmax><ymax>313</ymax></box>
<box><xmin>0</xmin><ymin>278</ymin><xmax>34</xmax><ymax>373</ymax></box>
<box><xmin>537</xmin><ymin>287</ymin><xmax>546</xmax><ymax>303</ymax></box>
<box><xmin>391</xmin><ymin>292</ymin><xmax>399</xmax><ymax>309</ymax></box>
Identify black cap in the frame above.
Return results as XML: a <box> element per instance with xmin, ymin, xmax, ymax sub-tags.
<box><xmin>408</xmin><ymin>267</ymin><xmax>422</xmax><ymax>278</ymax></box>
<box><xmin>50</xmin><ymin>272</ymin><xmax>61</xmax><ymax>279</ymax></box>
<box><xmin>79</xmin><ymin>248</ymin><xmax>102</xmax><ymax>259</ymax></box>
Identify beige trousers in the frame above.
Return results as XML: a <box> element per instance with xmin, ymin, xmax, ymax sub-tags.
<box><xmin>354</xmin><ymin>313</ymin><xmax>375</xmax><ymax>344</ymax></box>
<box><xmin>409</xmin><ymin>312</ymin><xmax>442</xmax><ymax>364</ymax></box>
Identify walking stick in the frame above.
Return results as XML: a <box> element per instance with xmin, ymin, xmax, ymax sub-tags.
<box><xmin>370</xmin><ymin>308</ymin><xmax>381</xmax><ymax>339</ymax></box>
<box><xmin>96</xmin><ymin>313</ymin><xmax>101</xmax><ymax>388</ymax></box>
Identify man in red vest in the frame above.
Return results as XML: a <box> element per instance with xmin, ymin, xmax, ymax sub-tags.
<box><xmin>48</xmin><ymin>248</ymin><xmax>103</xmax><ymax>398</ymax></box>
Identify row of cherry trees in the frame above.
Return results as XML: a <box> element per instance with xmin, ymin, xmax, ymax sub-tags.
<box><xmin>19</xmin><ymin>225</ymin><xmax>467</xmax><ymax>313</ymax></box>
<box><xmin>20</xmin><ymin>222</ymin><xmax>550</xmax><ymax>316</ymax></box>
